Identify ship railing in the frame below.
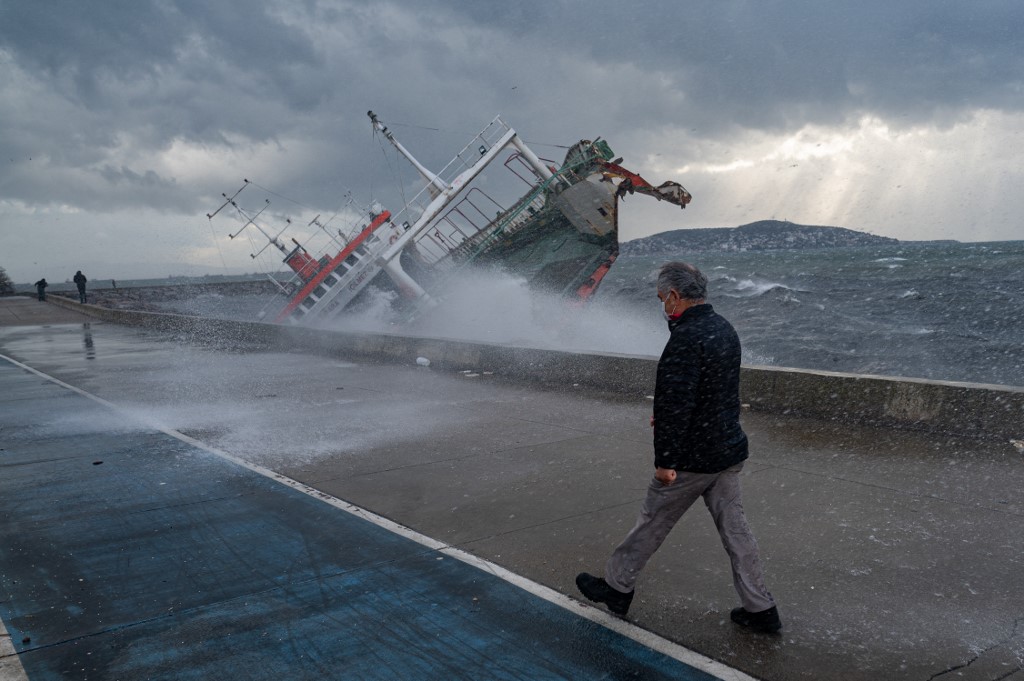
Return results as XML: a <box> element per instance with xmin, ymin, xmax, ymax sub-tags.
<box><xmin>395</xmin><ymin>122</ymin><xmax>580</xmax><ymax>270</ymax></box>
<box><xmin>442</xmin><ymin>193</ymin><xmax>546</xmax><ymax>265</ymax></box>
<box><xmin>457</xmin><ymin>152</ymin><xmax>596</xmax><ymax>264</ymax></box>
<box><xmin>401</xmin><ymin>148</ymin><xmax>605</xmax><ymax>321</ymax></box>
<box><xmin>383</xmin><ymin>117</ymin><xmax>516</xmax><ymax>252</ymax></box>
<box><xmin>408</xmin><ymin>188</ymin><xmax>508</xmax><ymax>266</ymax></box>
<box><xmin>444</xmin><ymin>117</ymin><xmax>514</xmax><ymax>180</ymax></box>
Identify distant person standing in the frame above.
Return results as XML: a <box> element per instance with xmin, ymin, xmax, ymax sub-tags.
<box><xmin>111</xmin><ymin>279</ymin><xmax>117</xmax><ymax>290</ymax></box>
<box><xmin>73</xmin><ymin>270</ymin><xmax>88</xmax><ymax>303</ymax></box>
<box><xmin>34</xmin><ymin>277</ymin><xmax>48</xmax><ymax>301</ymax></box>
<box><xmin>576</xmin><ymin>261</ymin><xmax>781</xmax><ymax>633</ymax></box>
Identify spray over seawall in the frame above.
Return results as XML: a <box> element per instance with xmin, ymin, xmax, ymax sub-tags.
<box><xmin>317</xmin><ymin>269</ymin><xmax>669</xmax><ymax>358</ymax></box>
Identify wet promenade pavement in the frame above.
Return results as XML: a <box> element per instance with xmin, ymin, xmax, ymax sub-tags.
<box><xmin>1</xmin><ymin>297</ymin><xmax>1023</xmax><ymax>680</ymax></box>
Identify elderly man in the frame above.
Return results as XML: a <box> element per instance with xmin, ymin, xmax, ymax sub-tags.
<box><xmin>576</xmin><ymin>261</ymin><xmax>781</xmax><ymax>633</ymax></box>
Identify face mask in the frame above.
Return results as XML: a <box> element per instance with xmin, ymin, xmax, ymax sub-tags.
<box><xmin>661</xmin><ymin>292</ymin><xmax>685</xmax><ymax>323</ymax></box>
<box><xmin>661</xmin><ymin>293</ymin><xmax>681</xmax><ymax>322</ymax></box>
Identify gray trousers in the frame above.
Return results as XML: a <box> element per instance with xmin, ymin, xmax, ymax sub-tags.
<box><xmin>604</xmin><ymin>463</ymin><xmax>775</xmax><ymax>613</ymax></box>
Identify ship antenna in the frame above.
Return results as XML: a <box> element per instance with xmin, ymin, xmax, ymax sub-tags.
<box><xmin>224</xmin><ymin>198</ymin><xmax>289</xmax><ymax>257</ymax></box>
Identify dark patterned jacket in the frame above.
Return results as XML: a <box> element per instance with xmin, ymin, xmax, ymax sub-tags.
<box><xmin>653</xmin><ymin>304</ymin><xmax>749</xmax><ymax>473</ymax></box>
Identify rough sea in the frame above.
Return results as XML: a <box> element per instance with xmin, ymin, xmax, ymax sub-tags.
<box><xmin>598</xmin><ymin>240</ymin><xmax>1024</xmax><ymax>388</ymax></box>
<box><xmin>149</xmin><ymin>240</ymin><xmax>1024</xmax><ymax>389</ymax></box>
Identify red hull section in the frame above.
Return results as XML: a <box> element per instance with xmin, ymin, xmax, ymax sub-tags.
<box><xmin>274</xmin><ymin>211</ymin><xmax>391</xmax><ymax>323</ymax></box>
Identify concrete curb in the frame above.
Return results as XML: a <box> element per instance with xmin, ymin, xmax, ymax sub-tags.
<box><xmin>46</xmin><ymin>296</ymin><xmax>1024</xmax><ymax>441</ymax></box>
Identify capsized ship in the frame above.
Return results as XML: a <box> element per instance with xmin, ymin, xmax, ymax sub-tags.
<box><xmin>208</xmin><ymin>111</ymin><xmax>691</xmax><ymax>326</ymax></box>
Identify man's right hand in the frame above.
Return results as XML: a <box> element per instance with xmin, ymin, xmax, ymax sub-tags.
<box><xmin>655</xmin><ymin>467</ymin><xmax>677</xmax><ymax>486</ymax></box>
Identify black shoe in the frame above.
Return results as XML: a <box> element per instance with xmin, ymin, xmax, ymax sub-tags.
<box><xmin>575</xmin><ymin>572</ymin><xmax>634</xmax><ymax>616</ymax></box>
<box><xmin>730</xmin><ymin>605</ymin><xmax>782</xmax><ymax>633</ymax></box>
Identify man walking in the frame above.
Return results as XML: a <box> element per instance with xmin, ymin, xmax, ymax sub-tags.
<box><xmin>576</xmin><ymin>262</ymin><xmax>781</xmax><ymax>633</ymax></box>
<box><xmin>34</xmin><ymin>277</ymin><xmax>47</xmax><ymax>301</ymax></box>
<box><xmin>73</xmin><ymin>270</ymin><xmax>88</xmax><ymax>304</ymax></box>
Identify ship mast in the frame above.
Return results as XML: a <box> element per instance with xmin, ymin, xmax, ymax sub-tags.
<box><xmin>368</xmin><ymin>111</ymin><xmax>447</xmax><ymax>195</ymax></box>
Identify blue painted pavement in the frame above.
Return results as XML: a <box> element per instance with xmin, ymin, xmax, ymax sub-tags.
<box><xmin>0</xmin><ymin>360</ymin><xmax>722</xmax><ymax>680</ymax></box>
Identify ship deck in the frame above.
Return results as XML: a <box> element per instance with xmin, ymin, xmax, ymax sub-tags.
<box><xmin>2</xmin><ymin>296</ymin><xmax>1022</xmax><ymax>681</ymax></box>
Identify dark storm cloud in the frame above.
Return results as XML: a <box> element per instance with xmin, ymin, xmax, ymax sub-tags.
<box><xmin>1</xmin><ymin>0</ymin><xmax>1022</xmax><ymax>220</ymax></box>
<box><xmin>422</xmin><ymin>0</ymin><xmax>1024</xmax><ymax>129</ymax></box>
<box><xmin>0</xmin><ymin>0</ymin><xmax>533</xmax><ymax>217</ymax></box>
<box><xmin>0</xmin><ymin>0</ymin><xmax>330</xmax><ymax>213</ymax></box>
<box><xmin>0</xmin><ymin>0</ymin><xmax>319</xmax><ymax>111</ymax></box>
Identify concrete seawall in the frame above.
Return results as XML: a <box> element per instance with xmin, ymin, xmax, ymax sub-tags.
<box><xmin>46</xmin><ymin>295</ymin><xmax>1024</xmax><ymax>441</ymax></box>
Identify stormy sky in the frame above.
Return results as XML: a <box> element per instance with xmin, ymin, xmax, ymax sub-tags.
<box><xmin>1</xmin><ymin>0</ymin><xmax>1022</xmax><ymax>282</ymax></box>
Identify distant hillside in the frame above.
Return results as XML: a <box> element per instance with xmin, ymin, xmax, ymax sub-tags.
<box><xmin>622</xmin><ymin>220</ymin><xmax>899</xmax><ymax>255</ymax></box>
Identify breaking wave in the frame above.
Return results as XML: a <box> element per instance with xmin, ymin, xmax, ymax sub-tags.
<box><xmin>728</xmin><ymin>279</ymin><xmax>796</xmax><ymax>297</ymax></box>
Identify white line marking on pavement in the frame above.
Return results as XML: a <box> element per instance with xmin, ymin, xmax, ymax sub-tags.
<box><xmin>0</xmin><ymin>354</ymin><xmax>759</xmax><ymax>681</ymax></box>
<box><xmin>0</xmin><ymin>619</ymin><xmax>30</xmax><ymax>681</ymax></box>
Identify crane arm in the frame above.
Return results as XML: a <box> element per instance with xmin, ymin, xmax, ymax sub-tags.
<box><xmin>596</xmin><ymin>160</ymin><xmax>692</xmax><ymax>209</ymax></box>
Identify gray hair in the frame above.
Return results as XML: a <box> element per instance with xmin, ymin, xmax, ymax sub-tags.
<box><xmin>657</xmin><ymin>262</ymin><xmax>707</xmax><ymax>300</ymax></box>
